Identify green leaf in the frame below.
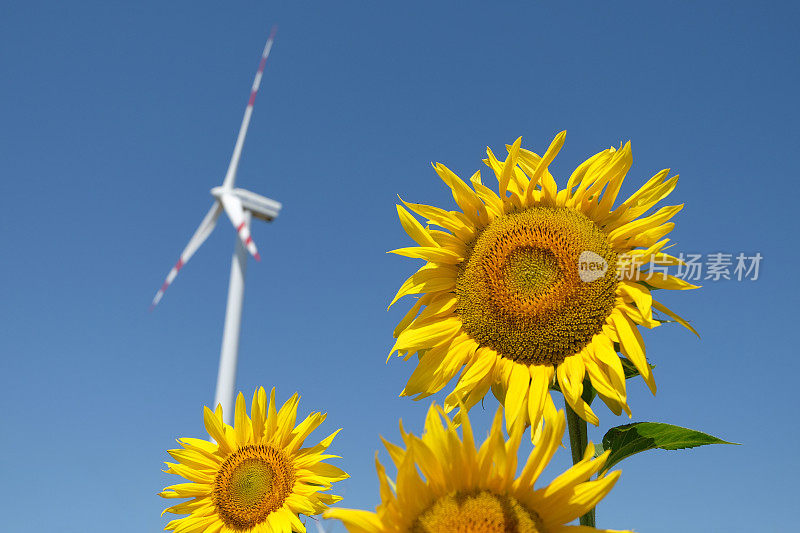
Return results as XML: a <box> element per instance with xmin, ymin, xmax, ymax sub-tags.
<box><xmin>599</xmin><ymin>422</ymin><xmax>739</xmax><ymax>473</ymax></box>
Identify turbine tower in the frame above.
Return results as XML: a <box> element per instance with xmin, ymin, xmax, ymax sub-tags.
<box><xmin>152</xmin><ymin>27</ymin><xmax>282</xmax><ymax>423</ymax></box>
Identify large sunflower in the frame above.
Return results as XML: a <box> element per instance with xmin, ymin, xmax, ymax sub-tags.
<box><xmin>324</xmin><ymin>403</ymin><xmax>629</xmax><ymax>532</ymax></box>
<box><xmin>160</xmin><ymin>388</ymin><xmax>348</xmax><ymax>533</ymax></box>
<box><xmin>389</xmin><ymin>132</ymin><xmax>697</xmax><ymax>429</ymax></box>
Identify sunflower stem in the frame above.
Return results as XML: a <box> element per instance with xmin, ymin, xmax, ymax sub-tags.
<box><xmin>564</xmin><ymin>398</ymin><xmax>596</xmax><ymax>527</ymax></box>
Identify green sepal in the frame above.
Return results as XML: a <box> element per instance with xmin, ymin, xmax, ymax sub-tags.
<box><xmin>612</xmin><ymin>344</ymin><xmax>656</xmax><ymax>379</ymax></box>
<box><xmin>593</xmin><ymin>442</ymin><xmax>606</xmax><ymax>459</ymax></box>
<box><xmin>548</xmin><ymin>376</ymin><xmax>597</xmax><ymax>404</ymax></box>
<box><xmin>619</xmin><ymin>356</ymin><xmax>655</xmax><ymax>379</ymax></box>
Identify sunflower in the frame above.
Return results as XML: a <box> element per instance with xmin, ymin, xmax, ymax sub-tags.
<box><xmin>160</xmin><ymin>388</ymin><xmax>348</xmax><ymax>533</ymax></box>
<box><xmin>389</xmin><ymin>131</ymin><xmax>697</xmax><ymax>429</ymax></box>
<box><xmin>324</xmin><ymin>403</ymin><xmax>629</xmax><ymax>533</ymax></box>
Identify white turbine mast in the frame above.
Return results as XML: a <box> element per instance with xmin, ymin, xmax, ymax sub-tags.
<box><xmin>151</xmin><ymin>26</ymin><xmax>282</xmax><ymax>423</ymax></box>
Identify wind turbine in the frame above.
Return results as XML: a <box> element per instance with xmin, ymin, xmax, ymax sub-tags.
<box><xmin>151</xmin><ymin>26</ymin><xmax>282</xmax><ymax>423</ymax></box>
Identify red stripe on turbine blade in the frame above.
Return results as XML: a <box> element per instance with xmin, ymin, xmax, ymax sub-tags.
<box><xmin>254</xmin><ymin>252</ymin><xmax>261</xmax><ymax>262</ymax></box>
<box><xmin>237</xmin><ymin>222</ymin><xmax>246</xmax><ymax>233</ymax></box>
<box><xmin>245</xmin><ymin>236</ymin><xmax>253</xmax><ymax>245</ymax></box>
<box><xmin>160</xmin><ymin>282</ymin><xmax>169</xmax><ymax>292</ymax></box>
<box><xmin>258</xmin><ymin>57</ymin><xmax>267</xmax><ymax>73</ymax></box>
<box><xmin>176</xmin><ymin>258</ymin><xmax>184</xmax><ymax>271</ymax></box>
<box><xmin>248</xmin><ymin>91</ymin><xmax>257</xmax><ymax>106</ymax></box>
<box><xmin>269</xmin><ymin>25</ymin><xmax>277</xmax><ymax>40</ymax></box>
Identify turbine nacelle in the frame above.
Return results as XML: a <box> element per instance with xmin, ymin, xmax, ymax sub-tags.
<box><xmin>211</xmin><ymin>186</ymin><xmax>282</xmax><ymax>222</ymax></box>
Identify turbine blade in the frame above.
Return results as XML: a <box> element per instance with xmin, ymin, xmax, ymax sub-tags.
<box><xmin>221</xmin><ymin>25</ymin><xmax>278</xmax><ymax>190</ymax></box>
<box><xmin>151</xmin><ymin>202</ymin><xmax>223</xmax><ymax>310</ymax></box>
<box><xmin>219</xmin><ymin>193</ymin><xmax>261</xmax><ymax>261</ymax></box>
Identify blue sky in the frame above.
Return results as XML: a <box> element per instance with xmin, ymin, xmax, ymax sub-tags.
<box><xmin>1</xmin><ymin>1</ymin><xmax>798</xmax><ymax>531</ymax></box>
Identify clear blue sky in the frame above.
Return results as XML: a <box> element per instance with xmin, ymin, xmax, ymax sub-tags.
<box><xmin>2</xmin><ymin>1</ymin><xmax>798</xmax><ymax>531</ymax></box>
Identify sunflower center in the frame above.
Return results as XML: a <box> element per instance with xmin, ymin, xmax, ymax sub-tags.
<box><xmin>410</xmin><ymin>490</ymin><xmax>545</xmax><ymax>533</ymax></box>
<box><xmin>213</xmin><ymin>444</ymin><xmax>295</xmax><ymax>531</ymax></box>
<box><xmin>503</xmin><ymin>247</ymin><xmax>561</xmax><ymax>296</ymax></box>
<box><xmin>456</xmin><ymin>206</ymin><xmax>617</xmax><ymax>366</ymax></box>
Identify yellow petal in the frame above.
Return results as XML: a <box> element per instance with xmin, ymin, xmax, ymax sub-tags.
<box><xmin>432</xmin><ymin>162</ymin><xmax>487</xmax><ymax>225</ymax></box>
<box><xmin>653</xmin><ymin>299</ymin><xmax>700</xmax><ymax>337</ymax></box>
<box><xmin>611</xmin><ymin>310</ymin><xmax>656</xmax><ymax>394</ymax></box>
<box><xmin>527</xmin><ymin>365</ymin><xmax>554</xmax><ymax>434</ymax></box>
<box><xmin>233</xmin><ymin>392</ymin><xmax>252</xmax><ymax>446</ymax></box>
<box><xmin>470</xmin><ymin>170</ymin><xmax>504</xmax><ymax>219</ymax></box>
<box><xmin>393</xmin><ymin>297</ymin><xmax>424</xmax><ymax>339</ymax></box>
<box><xmin>617</xmin><ymin>282</ymin><xmax>653</xmax><ymax>321</ymax></box>
<box><xmin>641</xmin><ymin>273</ymin><xmax>700</xmax><ymax>291</ymax></box>
<box><xmin>396</xmin><ymin>204</ymin><xmax>438</xmax><ymax>247</ymax></box>
<box><xmin>323</xmin><ymin>508</ymin><xmax>383</xmax><ymax>531</ymax></box>
<box><xmin>401</xmin><ymin>199</ymin><xmax>475</xmax><ymax>242</ymax></box>
<box><xmin>524</xmin><ymin>131</ymin><xmax>566</xmax><ymax>204</ymax></box>
<box><xmin>499</xmin><ymin>137</ymin><xmax>523</xmax><ymax>196</ymax></box>
<box><xmin>390</xmin><ymin>316</ymin><xmax>461</xmax><ymax>356</ymax></box>
<box><xmin>542</xmin><ymin>470</ymin><xmax>621</xmax><ymax>527</ymax></box>
<box><xmin>608</xmin><ymin>204</ymin><xmax>683</xmax><ymax>245</ymax></box>
<box><xmin>504</xmin><ymin>363</ymin><xmax>531</xmax><ymax>429</ymax></box>
<box><xmin>388</xmin><ymin>263</ymin><xmax>457</xmax><ymax>308</ymax></box>
<box><xmin>388</xmin><ymin>246</ymin><xmax>463</xmax><ymax>264</ymax></box>
<box><xmin>202</xmin><ymin>407</ymin><xmax>233</xmax><ymax>454</ymax></box>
